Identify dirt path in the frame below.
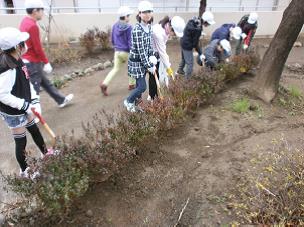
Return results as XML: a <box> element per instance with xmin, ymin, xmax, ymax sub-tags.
<box><xmin>0</xmin><ymin>40</ymin><xmax>303</xmax><ymax>223</ymax></box>
<box><xmin>59</xmin><ymin>69</ymin><xmax>304</xmax><ymax>226</ymax></box>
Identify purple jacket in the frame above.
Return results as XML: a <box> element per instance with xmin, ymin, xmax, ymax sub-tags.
<box><xmin>111</xmin><ymin>21</ymin><xmax>132</xmax><ymax>52</ymax></box>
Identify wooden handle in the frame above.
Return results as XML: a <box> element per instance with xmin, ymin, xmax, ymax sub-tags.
<box><xmin>154</xmin><ymin>72</ymin><xmax>163</xmax><ymax>99</ymax></box>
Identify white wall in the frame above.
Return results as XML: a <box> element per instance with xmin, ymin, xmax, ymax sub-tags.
<box><xmin>0</xmin><ymin>11</ymin><xmax>302</xmax><ymax>42</ymax></box>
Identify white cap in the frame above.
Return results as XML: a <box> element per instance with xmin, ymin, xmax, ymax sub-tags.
<box><xmin>202</xmin><ymin>11</ymin><xmax>215</xmax><ymax>25</ymax></box>
<box><xmin>117</xmin><ymin>6</ymin><xmax>133</xmax><ymax>17</ymax></box>
<box><xmin>25</xmin><ymin>0</ymin><xmax>44</xmax><ymax>9</ymax></box>
<box><xmin>220</xmin><ymin>39</ymin><xmax>231</xmax><ymax>53</ymax></box>
<box><xmin>248</xmin><ymin>12</ymin><xmax>258</xmax><ymax>24</ymax></box>
<box><xmin>138</xmin><ymin>1</ymin><xmax>153</xmax><ymax>12</ymax></box>
<box><xmin>171</xmin><ymin>16</ymin><xmax>186</xmax><ymax>38</ymax></box>
<box><xmin>231</xmin><ymin>26</ymin><xmax>242</xmax><ymax>40</ymax></box>
<box><xmin>0</xmin><ymin>27</ymin><xmax>29</xmax><ymax>51</ymax></box>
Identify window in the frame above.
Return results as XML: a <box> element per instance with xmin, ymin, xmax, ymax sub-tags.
<box><xmin>4</xmin><ymin>0</ymin><xmax>15</xmax><ymax>14</ymax></box>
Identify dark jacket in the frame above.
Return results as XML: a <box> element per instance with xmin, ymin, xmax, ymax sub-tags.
<box><xmin>0</xmin><ymin>53</ymin><xmax>37</xmax><ymax>115</ymax></box>
<box><xmin>180</xmin><ymin>17</ymin><xmax>202</xmax><ymax>54</ymax></box>
<box><xmin>238</xmin><ymin>15</ymin><xmax>258</xmax><ymax>46</ymax></box>
<box><xmin>211</xmin><ymin>23</ymin><xmax>235</xmax><ymax>41</ymax></box>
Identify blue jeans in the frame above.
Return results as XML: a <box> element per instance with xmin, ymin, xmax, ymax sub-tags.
<box><xmin>178</xmin><ymin>49</ymin><xmax>194</xmax><ymax>79</ymax></box>
<box><xmin>127</xmin><ymin>76</ymin><xmax>147</xmax><ymax>103</ymax></box>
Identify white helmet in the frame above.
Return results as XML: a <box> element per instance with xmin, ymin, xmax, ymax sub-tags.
<box><xmin>171</xmin><ymin>16</ymin><xmax>186</xmax><ymax>38</ymax></box>
<box><xmin>25</xmin><ymin>0</ymin><xmax>44</xmax><ymax>9</ymax></box>
<box><xmin>138</xmin><ymin>1</ymin><xmax>153</xmax><ymax>12</ymax></box>
<box><xmin>231</xmin><ymin>26</ymin><xmax>242</xmax><ymax>40</ymax></box>
<box><xmin>248</xmin><ymin>12</ymin><xmax>258</xmax><ymax>24</ymax></box>
<box><xmin>202</xmin><ymin>11</ymin><xmax>215</xmax><ymax>25</ymax></box>
<box><xmin>220</xmin><ymin>39</ymin><xmax>231</xmax><ymax>53</ymax></box>
<box><xmin>117</xmin><ymin>6</ymin><xmax>133</xmax><ymax>17</ymax></box>
<box><xmin>0</xmin><ymin>27</ymin><xmax>29</xmax><ymax>51</ymax></box>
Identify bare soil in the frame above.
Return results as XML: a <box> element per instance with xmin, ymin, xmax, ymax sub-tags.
<box><xmin>1</xmin><ymin>39</ymin><xmax>304</xmax><ymax>226</ymax></box>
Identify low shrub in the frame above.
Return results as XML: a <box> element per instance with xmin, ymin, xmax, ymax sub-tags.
<box><xmin>230</xmin><ymin>138</ymin><xmax>304</xmax><ymax>225</ymax></box>
<box><xmin>47</xmin><ymin>43</ymin><xmax>80</xmax><ymax>65</ymax></box>
<box><xmin>79</xmin><ymin>27</ymin><xmax>111</xmax><ymax>54</ymax></box>
<box><xmin>276</xmin><ymin>85</ymin><xmax>304</xmax><ymax>115</ymax></box>
<box><xmin>232</xmin><ymin>98</ymin><xmax>250</xmax><ymax>113</ymax></box>
<box><xmin>1</xmin><ymin>52</ymin><xmax>259</xmax><ymax>225</ymax></box>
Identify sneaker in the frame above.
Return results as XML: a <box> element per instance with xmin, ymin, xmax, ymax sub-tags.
<box><xmin>19</xmin><ymin>167</ymin><xmax>40</xmax><ymax>180</ymax></box>
<box><xmin>19</xmin><ymin>167</ymin><xmax>30</xmax><ymax>178</ymax></box>
<box><xmin>147</xmin><ymin>95</ymin><xmax>152</xmax><ymax>101</ymax></box>
<box><xmin>123</xmin><ymin>100</ymin><xmax>136</xmax><ymax>113</ymax></box>
<box><xmin>128</xmin><ymin>84</ymin><xmax>136</xmax><ymax>90</ymax></box>
<box><xmin>100</xmin><ymin>84</ymin><xmax>108</xmax><ymax>96</ymax></box>
<box><xmin>58</xmin><ymin>94</ymin><xmax>74</xmax><ymax>108</ymax></box>
<box><xmin>41</xmin><ymin>148</ymin><xmax>61</xmax><ymax>158</ymax></box>
<box><xmin>176</xmin><ymin>69</ymin><xmax>185</xmax><ymax>76</ymax></box>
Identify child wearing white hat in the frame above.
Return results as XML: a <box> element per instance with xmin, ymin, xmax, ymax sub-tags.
<box><xmin>0</xmin><ymin>27</ymin><xmax>47</xmax><ymax>178</ymax></box>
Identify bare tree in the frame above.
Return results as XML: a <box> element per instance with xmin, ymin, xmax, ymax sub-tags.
<box><xmin>252</xmin><ymin>0</ymin><xmax>304</xmax><ymax>103</ymax></box>
<box><xmin>199</xmin><ymin>0</ymin><xmax>207</xmax><ymax>17</ymax></box>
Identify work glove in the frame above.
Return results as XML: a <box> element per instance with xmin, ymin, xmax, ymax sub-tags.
<box><xmin>243</xmin><ymin>44</ymin><xmax>249</xmax><ymax>50</ymax></box>
<box><xmin>225</xmin><ymin>58</ymin><xmax>230</xmax><ymax>63</ymax></box>
<box><xmin>166</xmin><ymin>67</ymin><xmax>174</xmax><ymax>77</ymax></box>
<box><xmin>199</xmin><ymin>54</ymin><xmax>206</xmax><ymax>61</ymax></box>
<box><xmin>148</xmin><ymin>66</ymin><xmax>156</xmax><ymax>74</ymax></box>
<box><xmin>241</xmin><ymin>33</ymin><xmax>247</xmax><ymax>39</ymax></box>
<box><xmin>43</xmin><ymin>63</ymin><xmax>53</xmax><ymax>74</ymax></box>
<box><xmin>149</xmin><ymin>56</ymin><xmax>158</xmax><ymax>66</ymax></box>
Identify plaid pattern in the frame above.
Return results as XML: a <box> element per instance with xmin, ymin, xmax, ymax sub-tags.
<box><xmin>128</xmin><ymin>23</ymin><xmax>154</xmax><ymax>79</ymax></box>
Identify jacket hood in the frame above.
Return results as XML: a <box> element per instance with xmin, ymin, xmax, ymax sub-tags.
<box><xmin>116</xmin><ymin>21</ymin><xmax>132</xmax><ymax>33</ymax></box>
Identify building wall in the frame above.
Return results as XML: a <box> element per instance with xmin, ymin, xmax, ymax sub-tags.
<box><xmin>1</xmin><ymin>11</ymin><xmax>301</xmax><ymax>42</ymax></box>
<box><xmin>0</xmin><ymin>0</ymin><xmax>291</xmax><ymax>14</ymax></box>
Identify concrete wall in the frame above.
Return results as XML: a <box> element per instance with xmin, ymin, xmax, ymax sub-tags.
<box><xmin>0</xmin><ymin>11</ymin><xmax>302</xmax><ymax>42</ymax></box>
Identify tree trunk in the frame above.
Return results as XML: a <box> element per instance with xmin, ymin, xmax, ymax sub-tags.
<box><xmin>199</xmin><ymin>0</ymin><xmax>207</xmax><ymax>17</ymax></box>
<box><xmin>252</xmin><ymin>0</ymin><xmax>304</xmax><ymax>103</ymax></box>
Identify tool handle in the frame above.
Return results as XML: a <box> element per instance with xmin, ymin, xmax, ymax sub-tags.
<box><xmin>31</xmin><ymin>108</ymin><xmax>46</xmax><ymax>124</ymax></box>
<box><xmin>154</xmin><ymin>72</ymin><xmax>163</xmax><ymax>99</ymax></box>
<box><xmin>31</xmin><ymin>108</ymin><xmax>56</xmax><ymax>140</ymax></box>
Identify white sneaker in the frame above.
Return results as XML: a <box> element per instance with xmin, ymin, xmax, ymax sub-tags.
<box><xmin>58</xmin><ymin>94</ymin><xmax>74</xmax><ymax>108</ymax></box>
<box><xmin>19</xmin><ymin>167</ymin><xmax>30</xmax><ymax>178</ymax></box>
<box><xmin>147</xmin><ymin>95</ymin><xmax>152</xmax><ymax>101</ymax></box>
<box><xmin>123</xmin><ymin>100</ymin><xmax>136</xmax><ymax>113</ymax></box>
<box><xmin>19</xmin><ymin>167</ymin><xmax>40</xmax><ymax>180</ymax></box>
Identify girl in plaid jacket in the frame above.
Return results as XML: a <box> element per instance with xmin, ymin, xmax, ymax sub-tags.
<box><xmin>123</xmin><ymin>1</ymin><xmax>156</xmax><ymax>112</ymax></box>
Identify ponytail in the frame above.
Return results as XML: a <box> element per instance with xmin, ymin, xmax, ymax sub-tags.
<box><xmin>159</xmin><ymin>16</ymin><xmax>170</xmax><ymax>28</ymax></box>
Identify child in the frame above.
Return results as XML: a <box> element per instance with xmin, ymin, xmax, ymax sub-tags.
<box><xmin>211</xmin><ymin>24</ymin><xmax>242</xmax><ymax>41</ymax></box>
<box><xmin>20</xmin><ymin>0</ymin><xmax>73</xmax><ymax>108</ymax></box>
<box><xmin>204</xmin><ymin>39</ymin><xmax>231</xmax><ymax>69</ymax></box>
<box><xmin>123</xmin><ymin>1</ymin><xmax>156</xmax><ymax>112</ymax></box>
<box><xmin>0</xmin><ymin>27</ymin><xmax>48</xmax><ymax>177</ymax></box>
<box><xmin>235</xmin><ymin>12</ymin><xmax>258</xmax><ymax>55</ymax></box>
<box><xmin>177</xmin><ymin>11</ymin><xmax>215</xmax><ymax>79</ymax></box>
<box><xmin>99</xmin><ymin>6</ymin><xmax>136</xmax><ymax>96</ymax></box>
<box><xmin>149</xmin><ymin>16</ymin><xmax>185</xmax><ymax>100</ymax></box>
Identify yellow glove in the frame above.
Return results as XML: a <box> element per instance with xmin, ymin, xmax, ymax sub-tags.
<box><xmin>166</xmin><ymin>67</ymin><xmax>174</xmax><ymax>77</ymax></box>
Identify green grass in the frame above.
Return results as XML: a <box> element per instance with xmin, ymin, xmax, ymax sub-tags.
<box><xmin>232</xmin><ymin>98</ymin><xmax>250</xmax><ymax>113</ymax></box>
<box><xmin>288</xmin><ymin>86</ymin><xmax>302</xmax><ymax>99</ymax></box>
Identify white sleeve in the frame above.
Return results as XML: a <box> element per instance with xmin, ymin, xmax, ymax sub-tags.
<box><xmin>153</xmin><ymin>32</ymin><xmax>171</xmax><ymax>69</ymax></box>
<box><xmin>30</xmin><ymin>81</ymin><xmax>39</xmax><ymax>101</ymax></box>
<box><xmin>0</xmin><ymin>69</ymin><xmax>26</xmax><ymax>110</ymax></box>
